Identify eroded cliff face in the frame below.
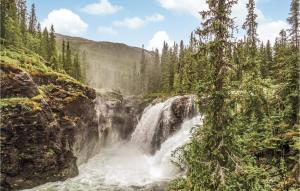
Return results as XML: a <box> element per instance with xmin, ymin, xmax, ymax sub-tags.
<box><xmin>94</xmin><ymin>89</ymin><xmax>150</xmax><ymax>146</ymax></box>
<box><xmin>56</xmin><ymin>34</ymin><xmax>161</xmax><ymax>95</ymax></box>
<box><xmin>0</xmin><ymin>48</ymin><xmax>99</xmax><ymax>190</ymax></box>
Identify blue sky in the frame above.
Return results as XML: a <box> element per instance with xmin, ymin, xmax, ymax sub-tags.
<box><xmin>27</xmin><ymin>0</ymin><xmax>290</xmax><ymax>50</ymax></box>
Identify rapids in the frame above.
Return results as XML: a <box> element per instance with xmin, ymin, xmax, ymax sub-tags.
<box><xmin>24</xmin><ymin>97</ymin><xmax>202</xmax><ymax>191</ymax></box>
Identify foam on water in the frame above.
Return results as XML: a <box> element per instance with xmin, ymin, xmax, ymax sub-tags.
<box><xmin>24</xmin><ymin>98</ymin><xmax>202</xmax><ymax>191</ymax></box>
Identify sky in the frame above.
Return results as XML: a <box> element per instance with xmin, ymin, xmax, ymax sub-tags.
<box><xmin>27</xmin><ymin>0</ymin><xmax>290</xmax><ymax>51</ymax></box>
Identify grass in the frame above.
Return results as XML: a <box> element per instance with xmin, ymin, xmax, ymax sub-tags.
<box><xmin>0</xmin><ymin>97</ymin><xmax>42</xmax><ymax>112</ymax></box>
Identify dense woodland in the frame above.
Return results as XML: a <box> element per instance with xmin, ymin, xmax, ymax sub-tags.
<box><xmin>0</xmin><ymin>0</ymin><xmax>83</xmax><ymax>81</ymax></box>
<box><xmin>0</xmin><ymin>0</ymin><xmax>299</xmax><ymax>190</ymax></box>
<box><xmin>163</xmin><ymin>0</ymin><xmax>299</xmax><ymax>190</ymax></box>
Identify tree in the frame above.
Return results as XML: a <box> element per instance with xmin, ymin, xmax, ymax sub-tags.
<box><xmin>64</xmin><ymin>41</ymin><xmax>73</xmax><ymax>75</ymax></box>
<box><xmin>0</xmin><ymin>0</ymin><xmax>22</xmax><ymax>45</ymax></box>
<box><xmin>49</xmin><ymin>25</ymin><xmax>59</xmax><ymax>69</ymax></box>
<box><xmin>41</xmin><ymin>27</ymin><xmax>49</xmax><ymax>60</ymax></box>
<box><xmin>62</xmin><ymin>39</ymin><xmax>66</xmax><ymax>66</ymax></box>
<box><xmin>73</xmin><ymin>52</ymin><xmax>81</xmax><ymax>80</ymax></box>
<box><xmin>16</xmin><ymin>0</ymin><xmax>27</xmax><ymax>34</ymax></box>
<box><xmin>183</xmin><ymin>0</ymin><xmax>266</xmax><ymax>189</ymax></box>
<box><xmin>140</xmin><ymin>44</ymin><xmax>146</xmax><ymax>92</ymax></box>
<box><xmin>287</xmin><ymin>0</ymin><xmax>300</xmax><ymax>49</ymax></box>
<box><xmin>242</xmin><ymin>0</ymin><xmax>258</xmax><ymax>52</ymax></box>
<box><xmin>28</xmin><ymin>3</ymin><xmax>37</xmax><ymax>34</ymax></box>
<box><xmin>161</xmin><ymin>41</ymin><xmax>170</xmax><ymax>91</ymax></box>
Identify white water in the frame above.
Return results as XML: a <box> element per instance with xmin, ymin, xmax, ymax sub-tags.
<box><xmin>25</xmin><ymin>98</ymin><xmax>202</xmax><ymax>191</ymax></box>
<box><xmin>131</xmin><ymin>97</ymin><xmax>179</xmax><ymax>152</ymax></box>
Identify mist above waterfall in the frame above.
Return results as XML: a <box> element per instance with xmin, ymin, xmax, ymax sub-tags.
<box><xmin>24</xmin><ymin>96</ymin><xmax>202</xmax><ymax>191</ymax></box>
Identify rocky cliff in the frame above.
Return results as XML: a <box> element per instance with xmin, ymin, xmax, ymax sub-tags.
<box><xmin>94</xmin><ymin>89</ymin><xmax>150</xmax><ymax>146</ymax></box>
<box><xmin>0</xmin><ymin>48</ymin><xmax>99</xmax><ymax>190</ymax></box>
<box><xmin>56</xmin><ymin>34</ymin><xmax>161</xmax><ymax>95</ymax></box>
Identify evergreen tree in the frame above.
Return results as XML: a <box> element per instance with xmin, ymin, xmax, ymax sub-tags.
<box><xmin>41</xmin><ymin>27</ymin><xmax>49</xmax><ymax>60</ymax></box>
<box><xmin>242</xmin><ymin>0</ymin><xmax>258</xmax><ymax>51</ymax></box>
<box><xmin>16</xmin><ymin>0</ymin><xmax>27</xmax><ymax>35</ymax></box>
<box><xmin>1</xmin><ymin>0</ymin><xmax>22</xmax><ymax>45</ymax></box>
<box><xmin>65</xmin><ymin>41</ymin><xmax>73</xmax><ymax>75</ymax></box>
<box><xmin>161</xmin><ymin>41</ymin><xmax>170</xmax><ymax>91</ymax></box>
<box><xmin>182</xmin><ymin>0</ymin><xmax>266</xmax><ymax>189</ymax></box>
<box><xmin>62</xmin><ymin>39</ymin><xmax>66</xmax><ymax>66</ymax></box>
<box><xmin>49</xmin><ymin>25</ymin><xmax>59</xmax><ymax>69</ymax></box>
<box><xmin>28</xmin><ymin>3</ymin><xmax>37</xmax><ymax>34</ymax></box>
<box><xmin>287</xmin><ymin>0</ymin><xmax>300</xmax><ymax>48</ymax></box>
<box><xmin>73</xmin><ymin>52</ymin><xmax>81</xmax><ymax>80</ymax></box>
<box><xmin>140</xmin><ymin>44</ymin><xmax>146</xmax><ymax>92</ymax></box>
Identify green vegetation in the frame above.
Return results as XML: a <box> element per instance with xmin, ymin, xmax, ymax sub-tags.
<box><xmin>0</xmin><ymin>0</ymin><xmax>83</xmax><ymax>82</ymax></box>
<box><xmin>160</xmin><ymin>0</ymin><xmax>299</xmax><ymax>190</ymax></box>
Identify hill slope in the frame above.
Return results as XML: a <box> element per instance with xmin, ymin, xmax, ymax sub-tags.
<box><xmin>56</xmin><ymin>34</ymin><xmax>160</xmax><ymax>95</ymax></box>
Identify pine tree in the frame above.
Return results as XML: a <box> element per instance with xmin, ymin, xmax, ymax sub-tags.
<box><xmin>49</xmin><ymin>25</ymin><xmax>59</xmax><ymax>69</ymax></box>
<box><xmin>242</xmin><ymin>0</ymin><xmax>258</xmax><ymax>51</ymax></box>
<box><xmin>65</xmin><ymin>41</ymin><xmax>73</xmax><ymax>75</ymax></box>
<box><xmin>1</xmin><ymin>0</ymin><xmax>22</xmax><ymax>45</ymax></box>
<box><xmin>187</xmin><ymin>0</ymin><xmax>254</xmax><ymax>189</ymax></box>
<box><xmin>73</xmin><ymin>52</ymin><xmax>81</xmax><ymax>80</ymax></box>
<box><xmin>16</xmin><ymin>0</ymin><xmax>27</xmax><ymax>34</ymax></box>
<box><xmin>287</xmin><ymin>0</ymin><xmax>300</xmax><ymax>49</ymax></box>
<box><xmin>41</xmin><ymin>27</ymin><xmax>49</xmax><ymax>60</ymax></box>
<box><xmin>28</xmin><ymin>3</ymin><xmax>37</xmax><ymax>34</ymax></box>
<box><xmin>161</xmin><ymin>41</ymin><xmax>170</xmax><ymax>92</ymax></box>
<box><xmin>140</xmin><ymin>44</ymin><xmax>146</xmax><ymax>92</ymax></box>
<box><xmin>62</xmin><ymin>39</ymin><xmax>66</xmax><ymax>66</ymax></box>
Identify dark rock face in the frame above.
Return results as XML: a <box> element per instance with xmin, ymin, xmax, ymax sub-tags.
<box><xmin>151</xmin><ymin>96</ymin><xmax>197</xmax><ymax>153</ymax></box>
<box><xmin>95</xmin><ymin>90</ymin><xmax>149</xmax><ymax>145</ymax></box>
<box><xmin>0</xmin><ymin>64</ymin><xmax>39</xmax><ymax>98</ymax></box>
<box><xmin>0</xmin><ymin>50</ymin><xmax>99</xmax><ymax>190</ymax></box>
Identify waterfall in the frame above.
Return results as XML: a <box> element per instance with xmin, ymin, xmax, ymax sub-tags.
<box><xmin>131</xmin><ymin>96</ymin><xmax>196</xmax><ymax>153</ymax></box>
<box><xmin>24</xmin><ymin>96</ymin><xmax>202</xmax><ymax>191</ymax></box>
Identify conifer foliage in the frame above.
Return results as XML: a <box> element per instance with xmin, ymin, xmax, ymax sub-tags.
<box><xmin>0</xmin><ymin>0</ymin><xmax>83</xmax><ymax>82</ymax></box>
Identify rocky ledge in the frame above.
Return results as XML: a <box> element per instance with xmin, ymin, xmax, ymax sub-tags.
<box><xmin>0</xmin><ymin>48</ymin><xmax>99</xmax><ymax>190</ymax></box>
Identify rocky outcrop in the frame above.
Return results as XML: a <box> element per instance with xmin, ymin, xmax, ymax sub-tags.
<box><xmin>95</xmin><ymin>89</ymin><xmax>150</xmax><ymax>145</ymax></box>
<box><xmin>0</xmin><ymin>48</ymin><xmax>99</xmax><ymax>190</ymax></box>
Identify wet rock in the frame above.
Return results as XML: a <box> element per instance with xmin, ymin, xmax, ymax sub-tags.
<box><xmin>0</xmin><ymin>49</ymin><xmax>99</xmax><ymax>190</ymax></box>
<box><xmin>95</xmin><ymin>89</ymin><xmax>150</xmax><ymax>145</ymax></box>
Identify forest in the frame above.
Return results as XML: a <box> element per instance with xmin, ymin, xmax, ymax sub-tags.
<box><xmin>0</xmin><ymin>0</ymin><xmax>299</xmax><ymax>191</ymax></box>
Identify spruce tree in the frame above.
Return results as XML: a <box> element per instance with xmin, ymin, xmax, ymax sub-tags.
<box><xmin>73</xmin><ymin>52</ymin><xmax>81</xmax><ymax>80</ymax></box>
<box><xmin>62</xmin><ymin>39</ymin><xmax>66</xmax><ymax>66</ymax></box>
<box><xmin>242</xmin><ymin>0</ymin><xmax>258</xmax><ymax>51</ymax></box>
<box><xmin>1</xmin><ymin>0</ymin><xmax>22</xmax><ymax>45</ymax></box>
<box><xmin>28</xmin><ymin>3</ymin><xmax>37</xmax><ymax>34</ymax></box>
<box><xmin>16</xmin><ymin>0</ymin><xmax>27</xmax><ymax>35</ymax></box>
<box><xmin>49</xmin><ymin>25</ymin><xmax>59</xmax><ymax>69</ymax></box>
<box><xmin>41</xmin><ymin>27</ymin><xmax>49</xmax><ymax>60</ymax></box>
<box><xmin>140</xmin><ymin>44</ymin><xmax>146</xmax><ymax>92</ymax></box>
<box><xmin>65</xmin><ymin>41</ymin><xmax>72</xmax><ymax>75</ymax></box>
<box><xmin>187</xmin><ymin>0</ymin><xmax>254</xmax><ymax>189</ymax></box>
<box><xmin>287</xmin><ymin>0</ymin><xmax>300</xmax><ymax>49</ymax></box>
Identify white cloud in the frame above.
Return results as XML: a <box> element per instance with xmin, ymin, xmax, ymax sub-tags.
<box><xmin>232</xmin><ymin>0</ymin><xmax>266</xmax><ymax>26</ymax></box>
<box><xmin>146</xmin><ymin>13</ymin><xmax>165</xmax><ymax>22</ymax></box>
<box><xmin>82</xmin><ymin>0</ymin><xmax>122</xmax><ymax>15</ymax></box>
<box><xmin>113</xmin><ymin>17</ymin><xmax>145</xmax><ymax>29</ymax></box>
<box><xmin>157</xmin><ymin>0</ymin><xmax>286</xmax><ymax>43</ymax></box>
<box><xmin>97</xmin><ymin>26</ymin><xmax>117</xmax><ymax>35</ymax></box>
<box><xmin>157</xmin><ymin>0</ymin><xmax>207</xmax><ymax>18</ymax></box>
<box><xmin>114</xmin><ymin>14</ymin><xmax>164</xmax><ymax>29</ymax></box>
<box><xmin>147</xmin><ymin>31</ymin><xmax>174</xmax><ymax>51</ymax></box>
<box><xmin>258</xmin><ymin>20</ymin><xmax>289</xmax><ymax>43</ymax></box>
<box><xmin>42</xmin><ymin>9</ymin><xmax>88</xmax><ymax>36</ymax></box>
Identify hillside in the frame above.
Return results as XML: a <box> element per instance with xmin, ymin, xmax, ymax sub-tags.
<box><xmin>56</xmin><ymin>34</ymin><xmax>160</xmax><ymax>95</ymax></box>
<box><xmin>0</xmin><ymin>47</ymin><xmax>99</xmax><ymax>190</ymax></box>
